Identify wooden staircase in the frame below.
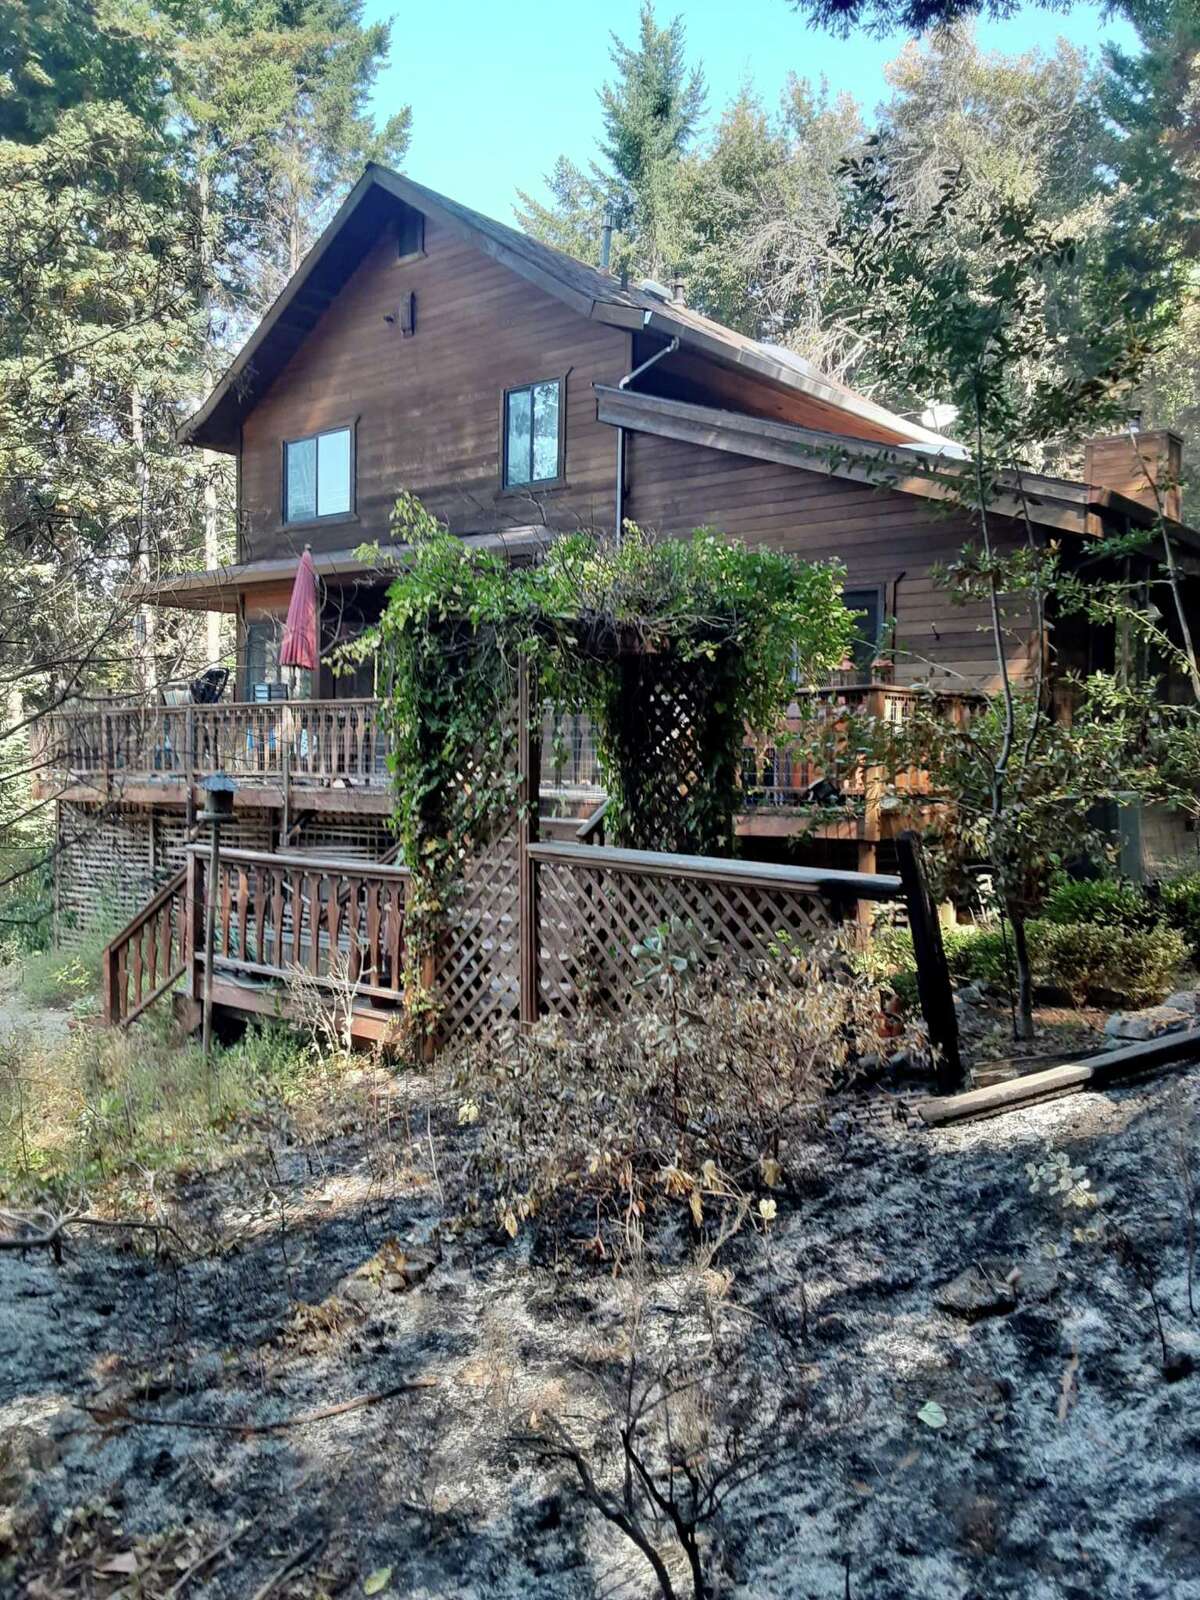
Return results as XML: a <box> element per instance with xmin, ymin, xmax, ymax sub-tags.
<box><xmin>101</xmin><ymin>840</ymin><xmax>407</xmax><ymax>1033</ymax></box>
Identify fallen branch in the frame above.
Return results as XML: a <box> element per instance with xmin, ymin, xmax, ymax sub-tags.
<box><xmin>0</xmin><ymin>1209</ymin><xmax>186</xmax><ymax>1264</ymax></box>
<box><xmin>81</xmin><ymin>1377</ymin><xmax>437</xmax><ymax>1436</ymax></box>
<box><xmin>248</xmin><ymin>1537</ymin><xmax>325</xmax><ymax>1600</ymax></box>
<box><xmin>167</xmin><ymin>1515</ymin><xmax>260</xmax><ymax>1598</ymax></box>
<box><xmin>917</xmin><ymin>1030</ymin><xmax>1200</xmax><ymax>1127</ymax></box>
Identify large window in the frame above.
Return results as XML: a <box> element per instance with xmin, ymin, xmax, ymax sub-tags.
<box><xmin>503</xmin><ymin>379</ymin><xmax>562</xmax><ymax>488</ymax></box>
<box><xmin>284</xmin><ymin>426</ymin><xmax>352</xmax><ymax>524</ymax></box>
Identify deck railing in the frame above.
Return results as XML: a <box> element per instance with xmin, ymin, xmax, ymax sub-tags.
<box><xmin>38</xmin><ymin>698</ymin><xmax>391</xmax><ymax>791</ymax></box>
<box><xmin>741</xmin><ymin>682</ymin><xmax>979</xmax><ymax>809</ymax></box>
<box><xmin>37</xmin><ymin>684</ymin><xmax>978</xmax><ymax>815</ymax></box>
<box><xmin>187</xmin><ymin>845</ymin><xmax>411</xmax><ymax>1003</ymax></box>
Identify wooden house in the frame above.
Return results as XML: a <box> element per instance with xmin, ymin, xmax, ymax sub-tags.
<box><xmin>34</xmin><ymin>164</ymin><xmax>1200</xmax><ymax>989</ymax></box>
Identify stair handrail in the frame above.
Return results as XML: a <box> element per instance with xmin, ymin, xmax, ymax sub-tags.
<box><xmin>101</xmin><ymin>863</ymin><xmax>189</xmax><ymax>1026</ymax></box>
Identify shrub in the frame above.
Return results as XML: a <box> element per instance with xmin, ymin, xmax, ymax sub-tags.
<box><xmin>451</xmin><ymin>938</ymin><xmax>909</xmax><ymax>1249</ymax></box>
<box><xmin>1031</xmin><ymin>921</ymin><xmax>1186</xmax><ymax>1007</ymax></box>
<box><xmin>16</xmin><ymin>922</ymin><xmax>114</xmax><ymax>1009</ymax></box>
<box><xmin>1041</xmin><ymin>876</ymin><xmax>1156</xmax><ymax>932</ymax></box>
<box><xmin>1159</xmin><ymin>872</ymin><xmax>1200</xmax><ymax>957</ymax></box>
<box><xmin>864</xmin><ymin>917</ymin><xmax>1185</xmax><ymax>1009</ymax></box>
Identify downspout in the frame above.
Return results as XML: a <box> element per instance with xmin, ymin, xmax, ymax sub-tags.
<box><xmin>614</xmin><ymin>328</ymin><xmax>680</xmax><ymax>542</ymax></box>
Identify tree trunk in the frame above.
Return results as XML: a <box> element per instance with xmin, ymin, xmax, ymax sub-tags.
<box><xmin>1010</xmin><ymin>909</ymin><xmax>1035</xmax><ymax>1041</ymax></box>
<box><xmin>197</xmin><ymin>156</ymin><xmax>223</xmax><ymax>671</ymax></box>
<box><xmin>131</xmin><ymin>383</ymin><xmax>157</xmax><ymax>695</ymax></box>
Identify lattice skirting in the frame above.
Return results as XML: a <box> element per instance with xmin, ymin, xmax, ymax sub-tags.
<box><xmin>55</xmin><ymin>803</ymin><xmax>276</xmax><ymax>944</ymax></box>
<box><xmin>536</xmin><ymin>857</ymin><xmax>839</xmax><ymax>1023</ymax></box>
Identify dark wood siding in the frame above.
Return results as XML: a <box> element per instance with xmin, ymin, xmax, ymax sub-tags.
<box><xmin>239</xmin><ymin>212</ymin><xmax>629</xmax><ymax>562</ymax></box>
<box><xmin>623</xmin><ymin>430</ymin><xmax>1036</xmax><ymax>690</ymax></box>
<box><xmin>633</xmin><ymin>336</ymin><xmax>922</xmax><ymax>444</ymax></box>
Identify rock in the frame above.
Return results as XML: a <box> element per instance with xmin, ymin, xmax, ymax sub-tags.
<box><xmin>1104</xmin><ymin>1005</ymin><xmax>1193</xmax><ymax>1041</ymax></box>
<box><xmin>1011</xmin><ymin>1257</ymin><xmax>1060</xmax><ymax>1303</ymax></box>
<box><xmin>1163</xmin><ymin>989</ymin><xmax>1200</xmax><ymax>1015</ymax></box>
<box><xmin>187</xmin><ymin>1352</ymin><xmax>224</xmax><ymax>1390</ymax></box>
<box><xmin>343</xmin><ymin>1237</ymin><xmax>438</xmax><ymax>1301</ymax></box>
<box><xmin>955</xmin><ymin>982</ymin><xmax>985</xmax><ymax>1006</ymax></box>
<box><xmin>935</xmin><ymin>1260</ymin><xmax>1018</xmax><ymax>1321</ymax></box>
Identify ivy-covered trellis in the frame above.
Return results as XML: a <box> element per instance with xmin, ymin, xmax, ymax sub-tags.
<box><xmin>350</xmin><ymin>495</ymin><xmax>857</xmax><ymax>1038</ymax></box>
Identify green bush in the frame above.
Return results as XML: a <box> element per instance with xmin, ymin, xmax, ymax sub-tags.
<box><xmin>1159</xmin><ymin>872</ymin><xmax>1200</xmax><ymax>957</ymax></box>
<box><xmin>1042</xmin><ymin>876</ymin><xmax>1156</xmax><ymax>932</ymax></box>
<box><xmin>1031</xmin><ymin>921</ymin><xmax>1186</xmax><ymax>1007</ymax></box>
<box><xmin>865</xmin><ymin>917</ymin><xmax>1185</xmax><ymax>1009</ymax></box>
<box><xmin>16</xmin><ymin>923</ymin><xmax>115</xmax><ymax>1009</ymax></box>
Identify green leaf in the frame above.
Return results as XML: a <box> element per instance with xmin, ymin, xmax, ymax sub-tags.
<box><xmin>363</xmin><ymin>1568</ymin><xmax>393</xmax><ymax>1595</ymax></box>
<box><xmin>917</xmin><ymin>1401</ymin><xmax>947</xmax><ymax>1430</ymax></box>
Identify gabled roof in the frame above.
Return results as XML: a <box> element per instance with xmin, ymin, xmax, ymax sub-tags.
<box><xmin>179</xmin><ymin>163</ymin><xmax>966</xmax><ymax>456</ymax></box>
<box><xmin>597</xmin><ymin>386</ymin><xmax>1200</xmax><ymax>547</ymax></box>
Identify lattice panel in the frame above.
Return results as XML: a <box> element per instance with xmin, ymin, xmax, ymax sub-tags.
<box><xmin>536</xmin><ymin>858</ymin><xmax>838</xmax><ymax>1022</ymax></box>
<box><xmin>434</xmin><ymin>825</ymin><xmax>520</xmax><ymax>1044</ymax></box>
<box><xmin>603</xmin><ymin>648</ymin><xmax>741</xmax><ymax>855</ymax></box>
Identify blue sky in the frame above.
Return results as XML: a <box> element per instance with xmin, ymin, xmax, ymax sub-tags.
<box><xmin>363</xmin><ymin>0</ymin><xmax>1139</xmax><ymax>225</ymax></box>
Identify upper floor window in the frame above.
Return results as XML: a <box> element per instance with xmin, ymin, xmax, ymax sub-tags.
<box><xmin>844</xmin><ymin>586</ymin><xmax>884</xmax><ymax>677</ymax></box>
<box><xmin>503</xmin><ymin>379</ymin><xmax>562</xmax><ymax>488</ymax></box>
<box><xmin>284</xmin><ymin>426</ymin><xmax>352</xmax><ymax>524</ymax></box>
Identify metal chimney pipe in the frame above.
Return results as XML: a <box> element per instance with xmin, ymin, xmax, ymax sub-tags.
<box><xmin>671</xmin><ymin>276</ymin><xmax>685</xmax><ymax>305</ymax></box>
<box><xmin>599</xmin><ymin>209</ymin><xmax>614</xmax><ymax>272</ymax></box>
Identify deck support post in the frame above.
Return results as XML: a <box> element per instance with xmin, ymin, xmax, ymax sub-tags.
<box><xmin>896</xmin><ymin>829</ymin><xmax>962</xmax><ymax>1093</ymax></box>
<box><xmin>518</xmin><ymin>654</ymin><xmax>541</xmax><ymax>1027</ymax></box>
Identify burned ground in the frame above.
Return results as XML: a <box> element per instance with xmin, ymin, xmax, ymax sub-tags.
<box><xmin>3</xmin><ymin>1064</ymin><xmax>1200</xmax><ymax>1599</ymax></box>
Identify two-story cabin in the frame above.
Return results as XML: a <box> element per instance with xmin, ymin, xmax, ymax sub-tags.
<box><xmin>38</xmin><ymin>163</ymin><xmax>1200</xmax><ymax>954</ymax></box>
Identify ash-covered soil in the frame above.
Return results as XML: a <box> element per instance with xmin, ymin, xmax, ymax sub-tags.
<box><xmin>3</xmin><ymin>1066</ymin><xmax>1200</xmax><ymax>1599</ymax></box>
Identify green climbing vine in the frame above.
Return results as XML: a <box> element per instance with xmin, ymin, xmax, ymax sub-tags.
<box><xmin>350</xmin><ymin>496</ymin><xmax>856</xmax><ymax>1031</ymax></box>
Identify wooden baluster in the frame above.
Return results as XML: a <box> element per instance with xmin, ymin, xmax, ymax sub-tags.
<box><xmin>292</xmin><ymin>869</ymin><xmax>306</xmax><ymax>968</ymax></box>
<box><xmin>236</xmin><ymin>866</ymin><xmax>249</xmax><ymax>962</ymax></box>
<box><xmin>308</xmin><ymin>873</ymin><xmax>321</xmax><ymax>974</ymax></box>
<box><xmin>326</xmin><ymin>877</ymin><xmax>341</xmax><ymax>980</ymax></box>
<box><xmin>387</xmin><ymin>881</ymin><xmax>404</xmax><ymax>990</ymax></box>
<box><xmin>145</xmin><ymin>909</ymin><xmax>158</xmax><ymax>996</ymax></box>
<box><xmin>347</xmin><ymin>881</ymin><xmax>361</xmax><ymax>983</ymax></box>
<box><xmin>131</xmin><ymin>923</ymin><xmax>144</xmax><ymax>1011</ymax></box>
<box><xmin>366</xmin><ymin>880</ymin><xmax>381</xmax><ymax>983</ymax></box>
<box><xmin>160</xmin><ymin>894</ymin><xmax>173</xmax><ymax>985</ymax></box>
<box><xmin>219</xmin><ymin>865</ymin><xmax>232</xmax><ymax>959</ymax></box>
<box><xmin>272</xmin><ymin>869</ymin><xmax>285</xmax><ymax>968</ymax></box>
<box><xmin>255</xmin><ymin>865</ymin><xmax>271</xmax><ymax>967</ymax></box>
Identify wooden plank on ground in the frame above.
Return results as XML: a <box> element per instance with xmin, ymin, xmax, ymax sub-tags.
<box><xmin>917</xmin><ymin>1029</ymin><xmax>1200</xmax><ymax>1127</ymax></box>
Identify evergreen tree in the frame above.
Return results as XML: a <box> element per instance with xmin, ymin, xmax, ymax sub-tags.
<box><xmin>515</xmin><ymin>3</ymin><xmax>705</xmax><ymax>281</ymax></box>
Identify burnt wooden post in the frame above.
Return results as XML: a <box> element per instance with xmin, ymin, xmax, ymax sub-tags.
<box><xmin>895</xmin><ymin>829</ymin><xmax>962</xmax><ymax>1094</ymax></box>
<box><xmin>517</xmin><ymin>654</ymin><xmax>542</xmax><ymax>1026</ymax></box>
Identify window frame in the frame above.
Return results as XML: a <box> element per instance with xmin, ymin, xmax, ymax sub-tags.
<box><xmin>396</xmin><ymin>208</ymin><xmax>425</xmax><ymax>263</ymax></box>
<box><xmin>842</xmin><ymin>582</ymin><xmax>888</xmax><ymax>680</ymax></box>
<box><xmin>280</xmin><ymin>421</ymin><xmax>357</xmax><ymax>528</ymax></box>
<box><xmin>500</xmin><ymin>375</ymin><xmax>567</xmax><ymax>492</ymax></box>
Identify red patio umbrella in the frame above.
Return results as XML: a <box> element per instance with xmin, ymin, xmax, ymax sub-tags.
<box><xmin>280</xmin><ymin>546</ymin><xmax>319</xmax><ymax>673</ymax></box>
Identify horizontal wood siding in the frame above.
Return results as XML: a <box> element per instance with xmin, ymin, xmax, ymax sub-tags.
<box><xmin>240</xmin><ymin>210</ymin><xmax>628</xmax><ymax>562</ymax></box>
<box><xmin>624</xmin><ymin>431</ymin><xmax>1036</xmax><ymax>690</ymax></box>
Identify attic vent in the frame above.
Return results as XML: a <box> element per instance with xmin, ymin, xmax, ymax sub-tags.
<box><xmin>638</xmin><ymin>278</ymin><xmax>673</xmax><ymax>303</ymax></box>
<box><xmin>397</xmin><ymin>206</ymin><xmax>425</xmax><ymax>261</ymax></box>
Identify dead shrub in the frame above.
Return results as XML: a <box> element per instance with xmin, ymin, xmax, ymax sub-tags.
<box><xmin>450</xmin><ymin>932</ymin><xmax>909</xmax><ymax>1251</ymax></box>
